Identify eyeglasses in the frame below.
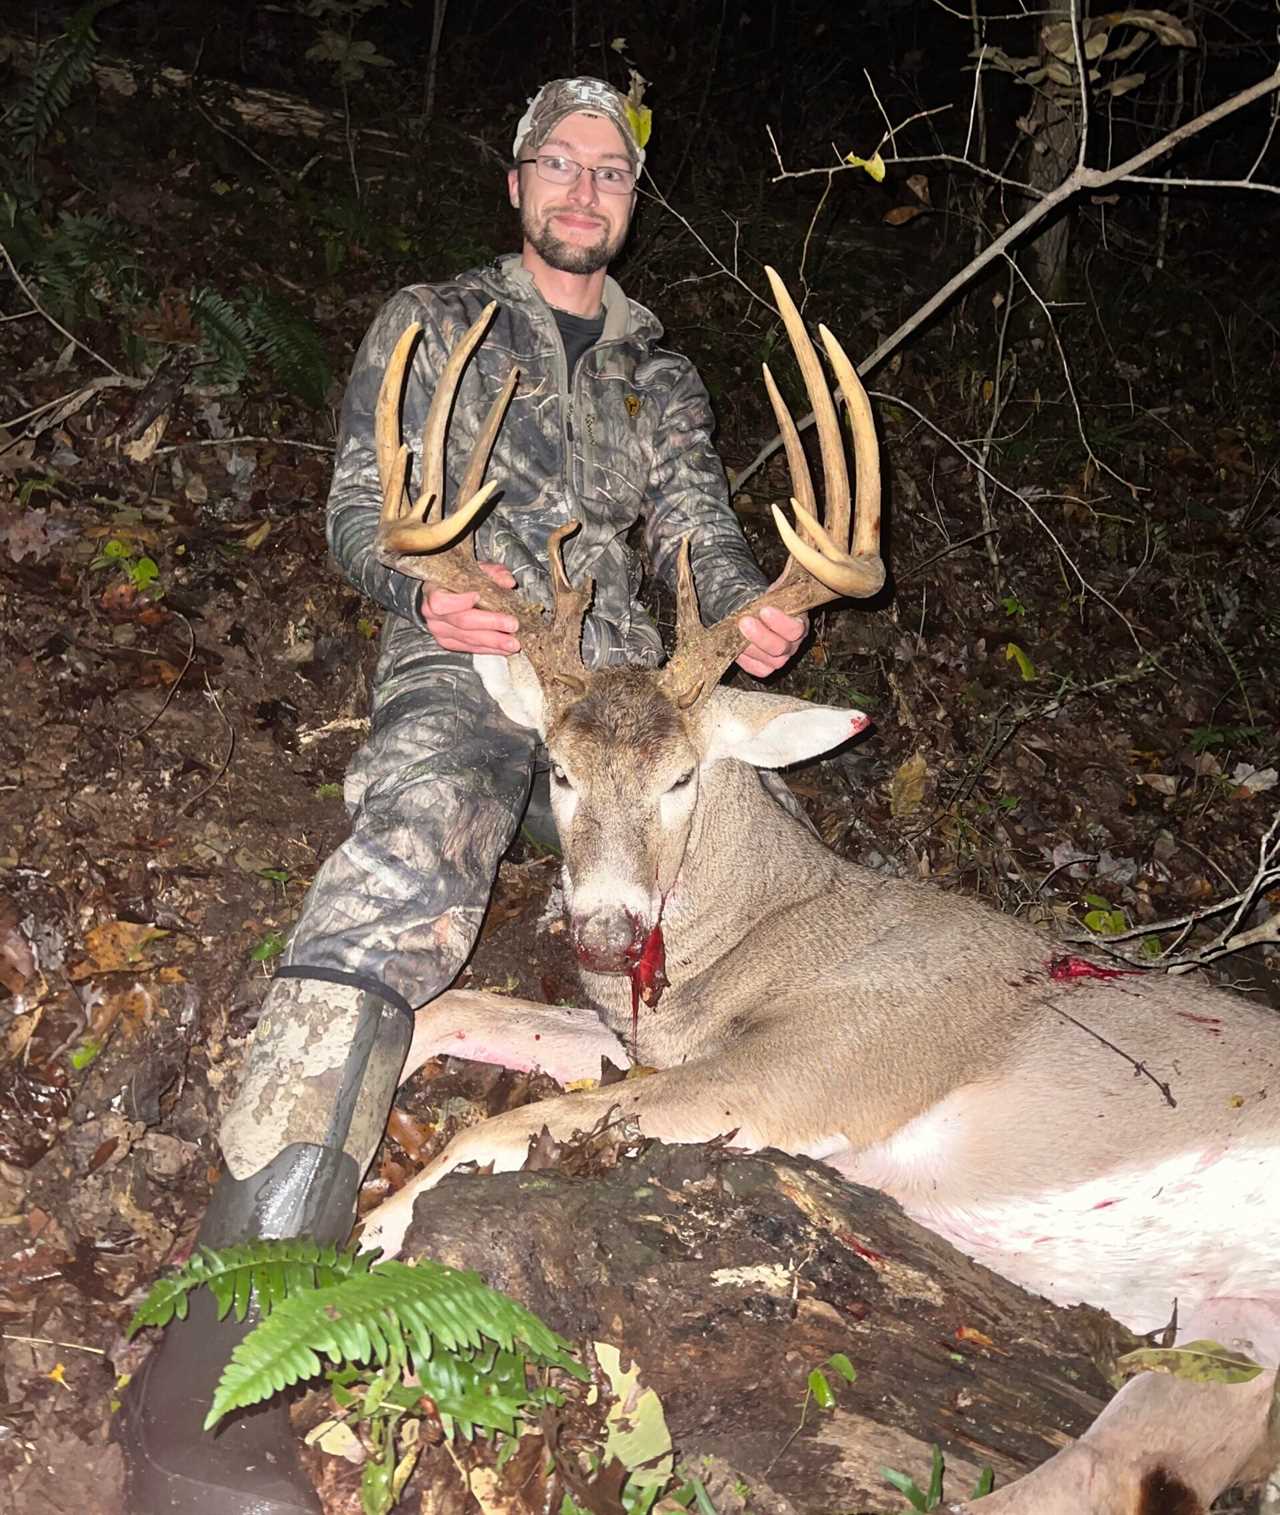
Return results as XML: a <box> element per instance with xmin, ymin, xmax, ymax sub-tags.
<box><xmin>518</xmin><ymin>154</ymin><xmax>636</xmax><ymax>195</ymax></box>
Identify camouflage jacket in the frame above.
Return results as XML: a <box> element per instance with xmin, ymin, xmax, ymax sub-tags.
<box><xmin>327</xmin><ymin>255</ymin><xmax>769</xmax><ymax>668</ymax></box>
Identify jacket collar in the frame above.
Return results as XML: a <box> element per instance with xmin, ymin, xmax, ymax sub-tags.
<box><xmin>473</xmin><ymin>254</ymin><xmax>663</xmax><ymax>345</ymax></box>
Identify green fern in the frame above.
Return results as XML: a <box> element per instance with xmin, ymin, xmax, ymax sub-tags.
<box><xmin>25</xmin><ymin>211</ymin><xmax>137</xmax><ymax>321</ymax></box>
<box><xmin>128</xmin><ymin>1240</ymin><xmax>587</xmax><ymax>1439</ymax></box>
<box><xmin>191</xmin><ymin>286</ymin><xmax>257</xmax><ymax>386</ymax></box>
<box><xmin>242</xmin><ymin>287</ymin><xmax>331</xmax><ymax>407</ymax></box>
<box><xmin>127</xmin><ymin>1237</ymin><xmax>370</xmax><ymax>1331</ymax></box>
<box><xmin>9</xmin><ymin>0</ymin><xmax>116</xmax><ymax>163</ymax></box>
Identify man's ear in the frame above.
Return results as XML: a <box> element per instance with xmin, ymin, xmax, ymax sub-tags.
<box><xmin>476</xmin><ymin>653</ymin><xmax>544</xmax><ymax>735</ymax></box>
<box><xmin>507</xmin><ymin>167</ymin><xmax>520</xmax><ymax>209</ymax></box>
<box><xmin>697</xmin><ymin>686</ymin><xmax>869</xmax><ymax>770</ymax></box>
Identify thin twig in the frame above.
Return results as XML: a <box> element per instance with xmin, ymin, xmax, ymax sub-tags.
<box><xmin>125</xmin><ymin>612</ymin><xmax>196</xmax><ymax>741</ymax></box>
<box><xmin>733</xmin><ymin>66</ymin><xmax>1280</xmax><ymax>493</ymax></box>
<box><xmin>1</xmin><ymin>1334</ymin><xmax>107</xmax><ymax>1356</ymax></box>
<box><xmin>0</xmin><ymin>239</ymin><xmax>128</xmax><ymax>379</ymax></box>
<box><xmin>173</xmin><ymin>677</ymin><xmax>235</xmax><ymax>818</ymax></box>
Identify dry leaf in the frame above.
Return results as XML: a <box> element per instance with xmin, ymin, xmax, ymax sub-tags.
<box><xmin>890</xmin><ymin>753</ymin><xmax>928</xmax><ymax>817</ymax></box>
<box><xmin>883</xmin><ymin>205</ymin><xmax>925</xmax><ymax>227</ymax></box>
<box><xmin>1112</xmin><ymin>1338</ymin><xmax>1263</xmax><ymax>1387</ymax></box>
<box><xmin>69</xmin><ymin>921</ymin><xmax>170</xmax><ymax>979</ymax></box>
<box><xmin>122</xmin><ymin>413</ymin><xmax>168</xmax><ymax>464</ymax></box>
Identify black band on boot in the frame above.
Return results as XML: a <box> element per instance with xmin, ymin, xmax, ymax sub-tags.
<box><xmin>274</xmin><ymin>964</ymin><xmax>415</xmax><ymax>1022</ymax></box>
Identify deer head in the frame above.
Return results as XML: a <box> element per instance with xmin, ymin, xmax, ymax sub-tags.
<box><xmin>374</xmin><ymin>270</ymin><xmax>883</xmax><ymax>981</ymax></box>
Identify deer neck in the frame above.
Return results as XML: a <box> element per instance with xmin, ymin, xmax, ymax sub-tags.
<box><xmin>575</xmin><ymin>757</ymin><xmax>855</xmax><ymax>1041</ymax></box>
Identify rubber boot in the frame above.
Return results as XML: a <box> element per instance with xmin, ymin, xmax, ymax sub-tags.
<box><xmin>120</xmin><ymin>989</ymin><xmax>413</xmax><ymax>1513</ymax></box>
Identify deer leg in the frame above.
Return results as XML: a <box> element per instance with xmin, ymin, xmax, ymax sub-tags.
<box><xmin>944</xmin><ymin>1367</ymin><xmax>1277</xmax><ymax>1515</ymax></box>
<box><xmin>400</xmin><ymin>987</ymin><xmax>630</xmax><ymax>1087</ymax></box>
<box><xmin>360</xmin><ymin>1048</ymin><xmax>795</xmax><ymax>1258</ymax></box>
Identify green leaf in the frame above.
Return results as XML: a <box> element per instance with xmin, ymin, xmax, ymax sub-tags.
<box><xmin>807</xmin><ymin>1367</ymin><xmax>834</xmax><ymax>1409</ymax></box>
<box><xmin>129</xmin><ymin>556</ymin><xmax>160</xmax><ymax>590</ymax></box>
<box><xmin>241</xmin><ymin>288</ymin><xmax>331</xmax><ymax>408</ymax></box>
<box><xmin>69</xmin><ymin>1037</ymin><xmax>103</xmax><ymax>1070</ymax></box>
<box><xmin>596</xmin><ymin>1342</ymin><xmax>673</xmax><ymax>1486</ymax></box>
<box><xmin>128</xmin><ymin>1239</ymin><xmax>371</xmax><ymax>1337</ymax></box>
<box><xmin>1004</xmin><ymin>642</ymin><xmax>1036</xmax><ymax>682</ymax></box>
<box><xmin>843</xmin><ymin>149</ymin><xmax>886</xmax><ymax>182</ymax></box>
<box><xmin>192</xmin><ymin>286</ymin><xmax>257</xmax><ymax>387</ymax></box>
<box><xmin>825</xmin><ymin>1351</ymin><xmax>857</xmax><ymax>1383</ymax></box>
<box><xmin>927</xmin><ymin>1444</ymin><xmax>944</xmax><ymax>1505</ymax></box>
<box><xmin>251</xmin><ymin>932</ymin><xmax>285</xmax><ymax>962</ymax></box>
<box><xmin>881</xmin><ymin>1466</ymin><xmax>929</xmax><ymax>1511</ymax></box>
<box><xmin>970</xmin><ymin>1465</ymin><xmax>995</xmax><ymax>1498</ymax></box>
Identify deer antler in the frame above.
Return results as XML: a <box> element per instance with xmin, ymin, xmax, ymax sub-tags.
<box><xmin>374</xmin><ymin>303</ymin><xmax>593</xmax><ymax>719</ymax></box>
<box><xmin>656</xmin><ymin>267</ymin><xmax>885</xmax><ymax>710</ymax></box>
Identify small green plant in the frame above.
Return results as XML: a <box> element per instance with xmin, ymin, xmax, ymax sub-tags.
<box><xmin>11</xmin><ymin>211</ymin><xmax>143</xmax><ymax>324</ymax></box>
<box><xmin>250</xmin><ymin>931</ymin><xmax>286</xmax><ymax>962</ymax></box>
<box><xmin>1080</xmin><ymin>893</ymin><xmax>1127</xmax><ymax>937</ymax></box>
<box><xmin>999</xmin><ymin>593</ymin><xmax>1026</xmax><ymax>619</ymax></box>
<box><xmin>302</xmin><ymin>0</ymin><xmax>393</xmax><ymax>86</ymax></box>
<box><xmin>91</xmin><ymin>537</ymin><xmax>162</xmax><ymax>595</ymax></box>
<box><xmin>883</xmin><ymin>1444</ymin><xmax>994</xmax><ymax>1509</ymax></box>
<box><xmin>1189</xmin><ymin>722</ymin><xmax>1265</xmax><ymax>754</ymax></box>
<box><xmin>806</xmin><ymin>1350</ymin><xmax>857</xmax><ymax>1409</ymax></box>
<box><xmin>127</xmin><ymin>1239</ymin><xmax>586</xmax><ymax>1515</ymax></box>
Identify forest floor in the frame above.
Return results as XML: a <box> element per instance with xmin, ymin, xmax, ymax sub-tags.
<box><xmin>1</xmin><ymin>39</ymin><xmax>1277</xmax><ymax>1515</ymax></box>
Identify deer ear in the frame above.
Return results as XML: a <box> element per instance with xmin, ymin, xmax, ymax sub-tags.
<box><xmin>700</xmin><ymin>687</ymin><xmax>869</xmax><ymax>770</ymax></box>
<box><xmin>476</xmin><ymin>653</ymin><xmax>546</xmax><ymax>734</ymax></box>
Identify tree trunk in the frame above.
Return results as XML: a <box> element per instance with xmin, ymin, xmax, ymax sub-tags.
<box><xmin>1023</xmin><ymin>7</ymin><xmax>1080</xmax><ymax>301</ymax></box>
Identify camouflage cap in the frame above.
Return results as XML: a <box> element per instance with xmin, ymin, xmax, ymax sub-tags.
<box><xmin>512</xmin><ymin>77</ymin><xmax>647</xmax><ymax>173</ymax></box>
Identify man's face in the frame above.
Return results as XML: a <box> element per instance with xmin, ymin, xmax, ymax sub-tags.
<box><xmin>509</xmin><ymin>111</ymin><xmax>636</xmax><ymax>276</ymax></box>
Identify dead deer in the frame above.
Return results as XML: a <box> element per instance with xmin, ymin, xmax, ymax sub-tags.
<box><xmin>353</xmin><ymin>271</ymin><xmax>1279</xmax><ymax>1511</ymax></box>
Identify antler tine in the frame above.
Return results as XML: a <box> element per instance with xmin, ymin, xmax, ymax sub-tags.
<box><xmin>377</xmin><ymin>303</ymin><xmax>506</xmax><ymax>555</ymax></box>
<box><xmin>657</xmin><ymin>268</ymin><xmax>885</xmax><ymax>711</ymax></box>
<box><xmin>765</xmin><ymin>266</ymin><xmax>846</xmax><ymax>557</ymax></box>
<box><xmin>372</xmin><ymin>307</ymin><xmax>593</xmax><ymax>722</ymax></box>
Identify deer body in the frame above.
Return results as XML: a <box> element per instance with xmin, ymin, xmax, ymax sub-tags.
<box><xmin>358</xmin><ymin>274</ymin><xmax>1279</xmax><ymax>1382</ymax></box>
<box><xmin>362</xmin><ymin>668</ymin><xmax>1280</xmax><ymax>1363</ymax></box>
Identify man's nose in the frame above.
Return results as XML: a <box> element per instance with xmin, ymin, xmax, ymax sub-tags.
<box><xmin>566</xmin><ymin>167</ymin><xmax>599</xmax><ymax>206</ymax></box>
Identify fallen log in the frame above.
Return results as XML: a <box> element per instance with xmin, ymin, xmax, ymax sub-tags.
<box><xmin>399</xmin><ymin>1139</ymin><xmax>1220</xmax><ymax>1513</ymax></box>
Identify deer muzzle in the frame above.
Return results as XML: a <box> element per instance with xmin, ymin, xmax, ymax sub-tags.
<box><xmin>571</xmin><ymin>907</ymin><xmax>650</xmax><ymax>975</ymax></box>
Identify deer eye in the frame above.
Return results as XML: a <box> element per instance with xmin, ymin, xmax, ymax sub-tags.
<box><xmin>550</xmin><ymin>764</ymin><xmax>569</xmax><ymax>786</ymax></box>
<box><xmin>668</xmin><ymin>770</ymin><xmax>694</xmax><ymax>792</ymax></box>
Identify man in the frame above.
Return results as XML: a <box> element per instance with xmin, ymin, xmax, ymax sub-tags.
<box><xmin>121</xmin><ymin>77</ymin><xmax>806</xmax><ymax>1514</ymax></box>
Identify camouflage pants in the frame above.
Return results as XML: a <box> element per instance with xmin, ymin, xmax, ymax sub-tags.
<box><xmin>220</xmin><ymin>620</ymin><xmax>537</xmax><ymax>1179</ymax></box>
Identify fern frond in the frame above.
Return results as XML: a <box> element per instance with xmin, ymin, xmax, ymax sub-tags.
<box><xmin>201</xmin><ymin>1253</ymin><xmax>585</xmax><ymax>1431</ymax></box>
<box><xmin>191</xmin><ymin>286</ymin><xmax>258</xmax><ymax>386</ymax></box>
<box><xmin>127</xmin><ymin>1238</ymin><xmax>372</xmax><ymax>1336</ymax></box>
<box><xmin>9</xmin><ymin>0</ymin><xmax>109</xmax><ymax>158</ymax></box>
<box><xmin>242</xmin><ymin>287</ymin><xmax>331</xmax><ymax>407</ymax></box>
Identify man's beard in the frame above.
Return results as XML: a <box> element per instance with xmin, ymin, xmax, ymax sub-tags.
<box><xmin>522</xmin><ymin>203</ymin><xmax>626</xmax><ymax>275</ymax></box>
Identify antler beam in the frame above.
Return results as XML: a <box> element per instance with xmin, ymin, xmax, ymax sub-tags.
<box><xmin>374</xmin><ymin>303</ymin><xmax>593</xmax><ymax>718</ymax></box>
<box><xmin>657</xmin><ymin>267</ymin><xmax>885</xmax><ymax>710</ymax></box>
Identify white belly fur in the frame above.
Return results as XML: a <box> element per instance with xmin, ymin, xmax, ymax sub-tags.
<box><xmin>834</xmin><ymin>1088</ymin><xmax>1280</xmax><ymax>1362</ymax></box>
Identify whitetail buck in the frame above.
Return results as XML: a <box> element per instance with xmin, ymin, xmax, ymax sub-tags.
<box><xmin>355</xmin><ymin>271</ymin><xmax>1279</xmax><ymax>1511</ymax></box>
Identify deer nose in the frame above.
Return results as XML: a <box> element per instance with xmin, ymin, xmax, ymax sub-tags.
<box><xmin>571</xmin><ymin>907</ymin><xmax>646</xmax><ymax>974</ymax></box>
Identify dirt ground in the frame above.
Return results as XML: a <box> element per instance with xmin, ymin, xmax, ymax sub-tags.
<box><xmin>1</xmin><ymin>33</ymin><xmax>1278</xmax><ymax>1515</ymax></box>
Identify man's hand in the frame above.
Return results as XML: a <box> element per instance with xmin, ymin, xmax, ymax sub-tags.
<box><xmin>735</xmin><ymin>605</ymin><xmax>808</xmax><ymax>678</ymax></box>
<box><xmin>421</xmin><ymin>561</ymin><xmax>522</xmax><ymax>655</ymax></box>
